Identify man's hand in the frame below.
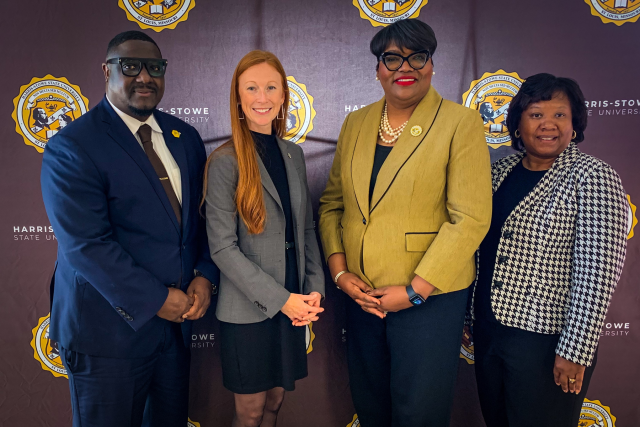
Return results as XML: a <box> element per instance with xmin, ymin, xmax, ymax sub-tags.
<box><xmin>182</xmin><ymin>276</ymin><xmax>212</xmax><ymax>321</ymax></box>
<box><xmin>157</xmin><ymin>288</ymin><xmax>194</xmax><ymax>323</ymax></box>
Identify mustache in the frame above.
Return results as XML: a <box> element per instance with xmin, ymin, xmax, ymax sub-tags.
<box><xmin>130</xmin><ymin>84</ymin><xmax>158</xmax><ymax>94</ymax></box>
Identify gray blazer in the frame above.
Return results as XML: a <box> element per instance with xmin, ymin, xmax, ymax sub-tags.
<box><xmin>205</xmin><ymin>137</ymin><xmax>325</xmax><ymax>324</ymax></box>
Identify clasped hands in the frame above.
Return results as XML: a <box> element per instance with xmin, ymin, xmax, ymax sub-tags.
<box><xmin>156</xmin><ymin>276</ymin><xmax>212</xmax><ymax>323</ymax></box>
<box><xmin>338</xmin><ymin>272</ymin><xmax>434</xmax><ymax>318</ymax></box>
<box><xmin>281</xmin><ymin>292</ymin><xmax>324</xmax><ymax>326</ymax></box>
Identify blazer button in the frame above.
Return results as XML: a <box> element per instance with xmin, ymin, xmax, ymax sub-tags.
<box><xmin>498</xmin><ymin>256</ymin><xmax>508</xmax><ymax>264</ymax></box>
<box><xmin>254</xmin><ymin>301</ymin><xmax>260</xmax><ymax>306</ymax></box>
<box><xmin>261</xmin><ymin>307</ymin><xmax>267</xmax><ymax>313</ymax></box>
<box><xmin>362</xmin><ymin>218</ymin><xmax>366</xmax><ymax>225</ymax></box>
<box><xmin>502</xmin><ymin>231</ymin><xmax>514</xmax><ymax>239</ymax></box>
<box><xmin>493</xmin><ymin>280</ymin><xmax>504</xmax><ymax>289</ymax></box>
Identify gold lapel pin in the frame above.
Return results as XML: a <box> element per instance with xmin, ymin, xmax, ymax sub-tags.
<box><xmin>287</xmin><ymin>153</ymin><xmax>291</xmax><ymax>158</ymax></box>
<box><xmin>410</xmin><ymin>125</ymin><xmax>422</xmax><ymax>137</ymax></box>
<box><xmin>172</xmin><ymin>130</ymin><xmax>181</xmax><ymax>138</ymax></box>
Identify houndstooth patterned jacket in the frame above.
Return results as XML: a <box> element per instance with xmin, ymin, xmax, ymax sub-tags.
<box><xmin>470</xmin><ymin>142</ymin><xmax>627</xmax><ymax>366</ymax></box>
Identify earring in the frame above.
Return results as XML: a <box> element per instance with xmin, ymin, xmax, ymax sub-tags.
<box><xmin>375</xmin><ymin>76</ymin><xmax>379</xmax><ymax>81</ymax></box>
<box><xmin>572</xmin><ymin>130</ymin><xmax>577</xmax><ymax>140</ymax></box>
<box><xmin>514</xmin><ymin>129</ymin><xmax>520</xmax><ymax>138</ymax></box>
<box><xmin>433</xmin><ymin>71</ymin><xmax>436</xmax><ymax>75</ymax></box>
<box><xmin>238</xmin><ymin>103</ymin><xmax>245</xmax><ymax>120</ymax></box>
<box><xmin>277</xmin><ymin>104</ymin><xmax>285</xmax><ymax>120</ymax></box>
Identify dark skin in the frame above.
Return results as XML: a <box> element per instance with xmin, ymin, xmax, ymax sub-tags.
<box><xmin>328</xmin><ymin>44</ymin><xmax>436</xmax><ymax>318</ymax></box>
<box><xmin>518</xmin><ymin>93</ymin><xmax>585</xmax><ymax>394</ymax></box>
<box><xmin>101</xmin><ymin>40</ymin><xmax>211</xmax><ymax>322</ymax></box>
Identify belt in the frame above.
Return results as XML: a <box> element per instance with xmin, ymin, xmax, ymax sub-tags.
<box><xmin>285</xmin><ymin>241</ymin><xmax>295</xmax><ymax>250</ymax></box>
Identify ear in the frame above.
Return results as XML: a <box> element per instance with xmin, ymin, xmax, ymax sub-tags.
<box><xmin>102</xmin><ymin>63</ymin><xmax>110</xmax><ymax>83</ymax></box>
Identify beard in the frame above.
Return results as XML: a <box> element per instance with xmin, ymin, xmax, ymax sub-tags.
<box><xmin>128</xmin><ymin>104</ymin><xmax>156</xmax><ymax>117</ymax></box>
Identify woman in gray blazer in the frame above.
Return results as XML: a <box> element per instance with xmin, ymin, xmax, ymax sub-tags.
<box><xmin>203</xmin><ymin>50</ymin><xmax>325</xmax><ymax>427</ymax></box>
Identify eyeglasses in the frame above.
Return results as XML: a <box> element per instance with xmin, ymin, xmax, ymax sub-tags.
<box><xmin>378</xmin><ymin>50</ymin><xmax>431</xmax><ymax>71</ymax></box>
<box><xmin>106</xmin><ymin>57</ymin><xmax>168</xmax><ymax>77</ymax></box>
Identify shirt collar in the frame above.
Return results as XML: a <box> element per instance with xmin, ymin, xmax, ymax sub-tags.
<box><xmin>106</xmin><ymin>96</ymin><xmax>162</xmax><ymax>136</ymax></box>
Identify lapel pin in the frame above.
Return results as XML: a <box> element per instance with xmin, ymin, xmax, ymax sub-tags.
<box><xmin>172</xmin><ymin>130</ymin><xmax>181</xmax><ymax>138</ymax></box>
<box><xmin>287</xmin><ymin>153</ymin><xmax>291</xmax><ymax>158</ymax></box>
<box><xmin>410</xmin><ymin>125</ymin><xmax>422</xmax><ymax>137</ymax></box>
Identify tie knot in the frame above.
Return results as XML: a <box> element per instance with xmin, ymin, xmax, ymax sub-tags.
<box><xmin>137</xmin><ymin>124</ymin><xmax>153</xmax><ymax>145</ymax></box>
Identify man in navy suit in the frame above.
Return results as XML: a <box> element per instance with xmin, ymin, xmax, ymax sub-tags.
<box><xmin>41</xmin><ymin>31</ymin><xmax>219</xmax><ymax>427</ymax></box>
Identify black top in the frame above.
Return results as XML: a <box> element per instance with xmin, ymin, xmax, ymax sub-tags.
<box><xmin>475</xmin><ymin>160</ymin><xmax>548</xmax><ymax>323</ymax></box>
<box><xmin>369</xmin><ymin>144</ymin><xmax>394</xmax><ymax>202</ymax></box>
<box><xmin>252</xmin><ymin>131</ymin><xmax>299</xmax><ymax>293</ymax></box>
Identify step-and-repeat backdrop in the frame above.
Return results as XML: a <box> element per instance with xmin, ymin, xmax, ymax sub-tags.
<box><xmin>2</xmin><ymin>1</ymin><xmax>638</xmax><ymax>426</ymax></box>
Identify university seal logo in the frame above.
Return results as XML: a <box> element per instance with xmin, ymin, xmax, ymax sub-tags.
<box><xmin>580</xmin><ymin>399</ymin><xmax>616</xmax><ymax>427</ymax></box>
<box><xmin>353</xmin><ymin>0</ymin><xmax>428</xmax><ymax>27</ymax></box>
<box><xmin>285</xmin><ymin>76</ymin><xmax>315</xmax><ymax>144</ymax></box>
<box><xmin>12</xmin><ymin>75</ymin><xmax>89</xmax><ymax>153</ymax></box>
<box><xmin>460</xmin><ymin>328</ymin><xmax>474</xmax><ymax>364</ymax></box>
<box><xmin>462</xmin><ymin>70</ymin><xmax>524</xmax><ymax>149</ymax></box>
<box><xmin>584</xmin><ymin>0</ymin><xmax>640</xmax><ymax>25</ymax></box>
<box><xmin>347</xmin><ymin>414</ymin><xmax>360</xmax><ymax>427</ymax></box>
<box><xmin>30</xmin><ymin>313</ymin><xmax>67</xmax><ymax>378</ymax></box>
<box><xmin>187</xmin><ymin>418</ymin><xmax>201</xmax><ymax>427</ymax></box>
<box><xmin>306</xmin><ymin>323</ymin><xmax>316</xmax><ymax>354</ymax></box>
<box><xmin>627</xmin><ymin>195</ymin><xmax>637</xmax><ymax>239</ymax></box>
<box><xmin>118</xmin><ymin>0</ymin><xmax>195</xmax><ymax>32</ymax></box>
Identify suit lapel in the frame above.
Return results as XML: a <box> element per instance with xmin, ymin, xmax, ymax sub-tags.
<box><xmin>351</xmin><ymin>99</ymin><xmax>384</xmax><ymax>220</ymax></box>
<box><xmin>101</xmin><ymin>99</ymin><xmax>180</xmax><ymax>235</ymax></box>
<box><xmin>370</xmin><ymin>88</ymin><xmax>443</xmax><ymax>213</ymax></box>
<box><xmin>156</xmin><ymin>113</ymin><xmax>189</xmax><ymax>235</ymax></box>
<box><xmin>277</xmin><ymin>137</ymin><xmax>301</xmax><ymax>225</ymax></box>
<box><xmin>257</xmin><ymin>152</ymin><xmax>282</xmax><ymax>210</ymax></box>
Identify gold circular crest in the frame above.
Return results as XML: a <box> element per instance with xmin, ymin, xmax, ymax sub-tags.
<box><xmin>627</xmin><ymin>194</ymin><xmax>637</xmax><ymax>239</ymax></box>
<box><xmin>580</xmin><ymin>399</ymin><xmax>617</xmax><ymax>427</ymax></box>
<box><xmin>410</xmin><ymin>125</ymin><xmax>422</xmax><ymax>136</ymax></box>
<box><xmin>30</xmin><ymin>313</ymin><xmax>68</xmax><ymax>378</ymax></box>
<box><xmin>118</xmin><ymin>0</ymin><xmax>196</xmax><ymax>32</ymax></box>
<box><xmin>462</xmin><ymin>70</ymin><xmax>524</xmax><ymax>149</ymax></box>
<box><xmin>584</xmin><ymin>0</ymin><xmax>640</xmax><ymax>26</ymax></box>
<box><xmin>347</xmin><ymin>414</ymin><xmax>360</xmax><ymax>427</ymax></box>
<box><xmin>285</xmin><ymin>76</ymin><xmax>316</xmax><ymax>144</ymax></box>
<box><xmin>187</xmin><ymin>418</ymin><xmax>201</xmax><ymax>427</ymax></box>
<box><xmin>306</xmin><ymin>322</ymin><xmax>316</xmax><ymax>354</ymax></box>
<box><xmin>353</xmin><ymin>0</ymin><xmax>429</xmax><ymax>27</ymax></box>
<box><xmin>12</xmin><ymin>75</ymin><xmax>89</xmax><ymax>153</ymax></box>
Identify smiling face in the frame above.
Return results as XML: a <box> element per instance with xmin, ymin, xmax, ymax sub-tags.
<box><xmin>376</xmin><ymin>44</ymin><xmax>433</xmax><ymax>108</ymax></box>
<box><xmin>519</xmin><ymin>92</ymin><xmax>573</xmax><ymax>161</ymax></box>
<box><xmin>237</xmin><ymin>62</ymin><xmax>285</xmax><ymax>134</ymax></box>
<box><xmin>102</xmin><ymin>40</ymin><xmax>164</xmax><ymax>119</ymax></box>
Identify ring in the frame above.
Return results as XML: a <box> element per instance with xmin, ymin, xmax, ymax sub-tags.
<box><xmin>383</xmin><ymin>311</ymin><xmax>388</xmax><ymax>315</ymax></box>
<box><xmin>569</xmin><ymin>378</ymin><xmax>576</xmax><ymax>384</ymax></box>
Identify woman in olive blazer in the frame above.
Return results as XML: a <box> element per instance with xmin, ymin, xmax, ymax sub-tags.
<box><xmin>318</xmin><ymin>19</ymin><xmax>492</xmax><ymax>427</ymax></box>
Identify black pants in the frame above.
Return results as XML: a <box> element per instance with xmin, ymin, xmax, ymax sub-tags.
<box><xmin>61</xmin><ymin>321</ymin><xmax>190</xmax><ymax>427</ymax></box>
<box><xmin>474</xmin><ymin>318</ymin><xmax>596</xmax><ymax>427</ymax></box>
<box><xmin>346</xmin><ymin>288</ymin><xmax>468</xmax><ymax>427</ymax></box>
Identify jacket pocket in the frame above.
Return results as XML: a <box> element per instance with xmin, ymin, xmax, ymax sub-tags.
<box><xmin>405</xmin><ymin>232</ymin><xmax>437</xmax><ymax>252</ymax></box>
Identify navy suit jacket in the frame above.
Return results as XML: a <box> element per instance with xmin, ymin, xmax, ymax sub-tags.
<box><xmin>41</xmin><ymin>96</ymin><xmax>219</xmax><ymax>358</ymax></box>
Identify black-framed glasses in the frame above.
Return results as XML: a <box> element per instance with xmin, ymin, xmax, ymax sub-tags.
<box><xmin>379</xmin><ymin>50</ymin><xmax>431</xmax><ymax>71</ymax></box>
<box><xmin>106</xmin><ymin>57</ymin><xmax>168</xmax><ymax>77</ymax></box>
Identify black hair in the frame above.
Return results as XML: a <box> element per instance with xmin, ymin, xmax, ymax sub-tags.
<box><xmin>370</xmin><ymin>19</ymin><xmax>437</xmax><ymax>65</ymax></box>
<box><xmin>106</xmin><ymin>30</ymin><xmax>161</xmax><ymax>59</ymax></box>
<box><xmin>506</xmin><ymin>73</ymin><xmax>587</xmax><ymax>151</ymax></box>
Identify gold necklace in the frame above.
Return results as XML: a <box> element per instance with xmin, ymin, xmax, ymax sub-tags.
<box><xmin>378</xmin><ymin>103</ymin><xmax>408</xmax><ymax>145</ymax></box>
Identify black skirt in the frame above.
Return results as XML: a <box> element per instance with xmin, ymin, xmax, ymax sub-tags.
<box><xmin>219</xmin><ymin>310</ymin><xmax>308</xmax><ymax>394</ymax></box>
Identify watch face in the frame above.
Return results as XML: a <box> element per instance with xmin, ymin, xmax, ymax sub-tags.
<box><xmin>410</xmin><ymin>296</ymin><xmax>423</xmax><ymax>305</ymax></box>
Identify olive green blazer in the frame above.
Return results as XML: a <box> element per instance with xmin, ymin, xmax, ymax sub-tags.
<box><xmin>318</xmin><ymin>87</ymin><xmax>492</xmax><ymax>294</ymax></box>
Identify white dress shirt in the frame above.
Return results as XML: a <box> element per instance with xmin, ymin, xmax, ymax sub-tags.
<box><xmin>107</xmin><ymin>97</ymin><xmax>182</xmax><ymax>204</ymax></box>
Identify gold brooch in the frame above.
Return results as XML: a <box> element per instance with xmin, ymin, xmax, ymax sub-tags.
<box><xmin>172</xmin><ymin>130</ymin><xmax>181</xmax><ymax>138</ymax></box>
<box><xmin>410</xmin><ymin>125</ymin><xmax>422</xmax><ymax>137</ymax></box>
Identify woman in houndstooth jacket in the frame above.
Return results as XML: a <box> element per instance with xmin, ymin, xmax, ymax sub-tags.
<box><xmin>470</xmin><ymin>73</ymin><xmax>628</xmax><ymax>427</ymax></box>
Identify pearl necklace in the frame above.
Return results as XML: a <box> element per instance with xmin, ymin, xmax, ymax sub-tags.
<box><xmin>378</xmin><ymin>103</ymin><xmax>408</xmax><ymax>145</ymax></box>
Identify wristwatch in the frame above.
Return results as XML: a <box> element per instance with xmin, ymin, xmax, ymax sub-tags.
<box><xmin>194</xmin><ymin>270</ymin><xmax>218</xmax><ymax>295</ymax></box>
<box><xmin>406</xmin><ymin>284</ymin><xmax>426</xmax><ymax>306</ymax></box>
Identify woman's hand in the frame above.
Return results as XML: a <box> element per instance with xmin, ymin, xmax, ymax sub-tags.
<box><xmin>281</xmin><ymin>293</ymin><xmax>324</xmax><ymax>326</ymax></box>
<box><xmin>337</xmin><ymin>272</ymin><xmax>385</xmax><ymax>319</ymax></box>
<box><xmin>553</xmin><ymin>355</ymin><xmax>586</xmax><ymax>394</ymax></box>
<box><xmin>291</xmin><ymin>292</ymin><xmax>323</xmax><ymax>326</ymax></box>
<box><xmin>368</xmin><ymin>285</ymin><xmax>413</xmax><ymax>313</ymax></box>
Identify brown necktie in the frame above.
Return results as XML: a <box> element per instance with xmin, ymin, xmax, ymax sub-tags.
<box><xmin>137</xmin><ymin>124</ymin><xmax>182</xmax><ymax>225</ymax></box>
